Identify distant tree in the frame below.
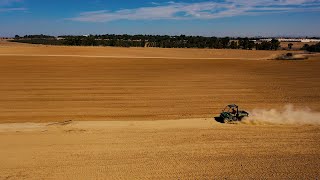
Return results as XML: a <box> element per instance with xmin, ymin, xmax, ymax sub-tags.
<box><xmin>239</xmin><ymin>38</ymin><xmax>249</xmax><ymax>49</ymax></box>
<box><xmin>288</xmin><ymin>43</ymin><xmax>293</xmax><ymax>50</ymax></box>
<box><xmin>82</xmin><ymin>36</ymin><xmax>97</xmax><ymax>46</ymax></box>
<box><xmin>14</xmin><ymin>35</ymin><xmax>20</xmax><ymax>39</ymax></box>
<box><xmin>229</xmin><ymin>41</ymin><xmax>238</xmax><ymax>49</ymax></box>
<box><xmin>304</xmin><ymin>43</ymin><xmax>320</xmax><ymax>52</ymax></box>
<box><xmin>220</xmin><ymin>37</ymin><xmax>230</xmax><ymax>49</ymax></box>
<box><xmin>301</xmin><ymin>44</ymin><xmax>310</xmax><ymax>50</ymax></box>
<box><xmin>248</xmin><ymin>41</ymin><xmax>255</xmax><ymax>50</ymax></box>
<box><xmin>271</xmin><ymin>39</ymin><xmax>280</xmax><ymax>50</ymax></box>
<box><xmin>256</xmin><ymin>41</ymin><xmax>272</xmax><ymax>50</ymax></box>
<box><xmin>238</xmin><ymin>38</ymin><xmax>255</xmax><ymax>50</ymax></box>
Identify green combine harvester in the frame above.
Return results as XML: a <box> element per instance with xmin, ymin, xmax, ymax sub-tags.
<box><xmin>214</xmin><ymin>104</ymin><xmax>249</xmax><ymax>123</ymax></box>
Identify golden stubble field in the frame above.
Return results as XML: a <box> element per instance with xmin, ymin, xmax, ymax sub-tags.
<box><xmin>280</xmin><ymin>41</ymin><xmax>319</xmax><ymax>50</ymax></box>
<box><xmin>0</xmin><ymin>42</ymin><xmax>319</xmax><ymax>179</ymax></box>
<box><xmin>0</xmin><ymin>44</ymin><xmax>319</xmax><ymax>122</ymax></box>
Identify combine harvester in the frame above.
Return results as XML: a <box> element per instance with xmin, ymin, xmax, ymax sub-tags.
<box><xmin>215</xmin><ymin>104</ymin><xmax>249</xmax><ymax>123</ymax></box>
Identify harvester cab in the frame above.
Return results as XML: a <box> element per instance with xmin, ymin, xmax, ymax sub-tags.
<box><xmin>214</xmin><ymin>104</ymin><xmax>249</xmax><ymax>123</ymax></box>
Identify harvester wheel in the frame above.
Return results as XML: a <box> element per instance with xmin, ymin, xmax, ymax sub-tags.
<box><xmin>223</xmin><ymin>118</ymin><xmax>230</xmax><ymax>123</ymax></box>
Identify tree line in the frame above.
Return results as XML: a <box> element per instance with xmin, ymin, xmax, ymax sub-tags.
<box><xmin>301</xmin><ymin>43</ymin><xmax>320</xmax><ymax>52</ymax></box>
<box><xmin>12</xmin><ymin>34</ymin><xmax>283</xmax><ymax>50</ymax></box>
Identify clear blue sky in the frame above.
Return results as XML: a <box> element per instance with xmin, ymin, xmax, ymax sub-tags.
<box><xmin>1</xmin><ymin>0</ymin><xmax>320</xmax><ymax>37</ymax></box>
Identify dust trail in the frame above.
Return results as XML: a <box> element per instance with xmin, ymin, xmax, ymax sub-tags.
<box><xmin>243</xmin><ymin>104</ymin><xmax>320</xmax><ymax>125</ymax></box>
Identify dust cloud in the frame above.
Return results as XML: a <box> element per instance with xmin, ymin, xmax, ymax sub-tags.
<box><xmin>243</xmin><ymin>104</ymin><xmax>320</xmax><ymax>125</ymax></box>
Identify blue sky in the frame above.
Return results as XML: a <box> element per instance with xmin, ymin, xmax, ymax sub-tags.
<box><xmin>1</xmin><ymin>0</ymin><xmax>320</xmax><ymax>37</ymax></box>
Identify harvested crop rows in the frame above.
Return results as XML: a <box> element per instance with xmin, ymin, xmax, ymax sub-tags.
<box><xmin>0</xmin><ymin>45</ymin><xmax>319</xmax><ymax>122</ymax></box>
<box><xmin>0</xmin><ymin>43</ymin><xmax>319</xmax><ymax>179</ymax></box>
